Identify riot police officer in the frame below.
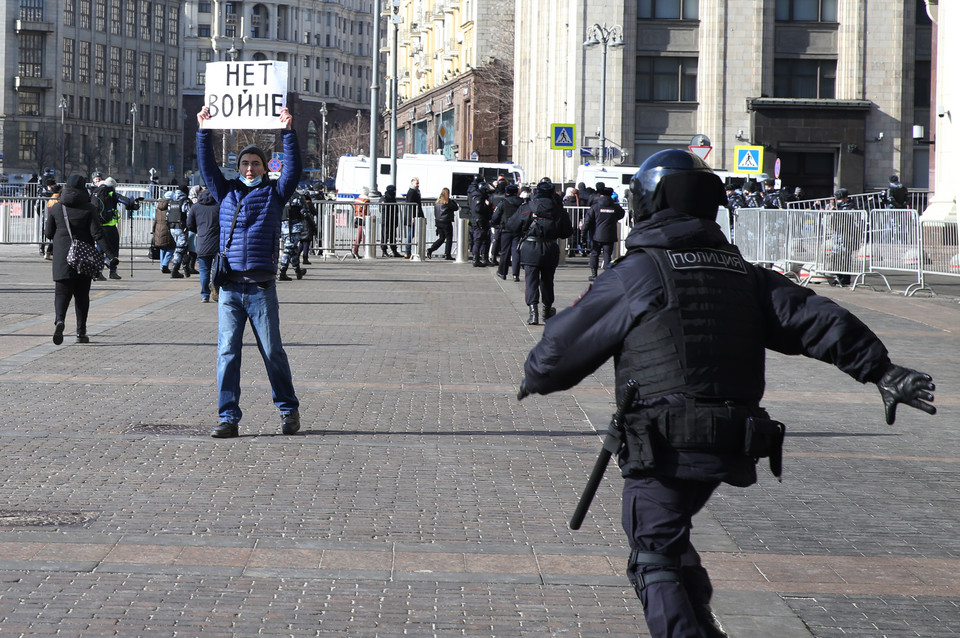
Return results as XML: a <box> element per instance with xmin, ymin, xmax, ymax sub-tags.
<box><xmin>516</xmin><ymin>150</ymin><xmax>936</xmax><ymax>638</ymax></box>
<box><xmin>761</xmin><ymin>177</ymin><xmax>783</xmax><ymax>209</ymax></box>
<box><xmin>278</xmin><ymin>190</ymin><xmax>307</xmax><ymax>281</ymax></box>
<box><xmin>470</xmin><ymin>183</ymin><xmax>494</xmax><ymax>267</ymax></box>
<box><xmin>507</xmin><ymin>179</ymin><xmax>573</xmax><ymax>324</ymax></box>
<box><xmin>490</xmin><ymin>183</ymin><xmax>525</xmax><ymax>280</ymax></box>
<box><xmin>580</xmin><ymin>185</ymin><xmax>625</xmax><ymax>281</ymax></box>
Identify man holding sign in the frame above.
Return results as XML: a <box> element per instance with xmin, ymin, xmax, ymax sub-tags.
<box><xmin>196</xmin><ymin>59</ymin><xmax>302</xmax><ymax>439</ymax></box>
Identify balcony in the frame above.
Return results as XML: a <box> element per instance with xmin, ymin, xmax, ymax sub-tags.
<box><xmin>14</xmin><ymin>75</ymin><xmax>52</xmax><ymax>90</ymax></box>
<box><xmin>15</xmin><ymin>19</ymin><xmax>53</xmax><ymax>33</ymax></box>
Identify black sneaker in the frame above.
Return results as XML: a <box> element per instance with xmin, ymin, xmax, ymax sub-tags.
<box><xmin>109</xmin><ymin>271</ymin><xmax>122</xmax><ymax>280</ymax></box>
<box><xmin>53</xmin><ymin>321</ymin><xmax>65</xmax><ymax>345</ymax></box>
<box><xmin>76</xmin><ymin>334</ymin><xmax>90</xmax><ymax>344</ymax></box>
<box><xmin>211</xmin><ymin>422</ymin><xmax>239</xmax><ymax>438</ymax></box>
<box><xmin>281</xmin><ymin>411</ymin><xmax>301</xmax><ymax>435</ymax></box>
<box><xmin>161</xmin><ymin>265</ymin><xmax>171</xmax><ymax>274</ymax></box>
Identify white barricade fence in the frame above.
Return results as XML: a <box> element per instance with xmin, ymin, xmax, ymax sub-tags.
<box><xmin>0</xmin><ymin>196</ymin><xmax>157</xmax><ymax>248</ymax></box>
<box><xmin>810</xmin><ymin>209</ymin><xmax>868</xmax><ymax>285</ymax></box>
<box><xmin>731</xmin><ymin>208</ymin><xmax>763</xmax><ymax>262</ymax></box>
<box><xmin>912</xmin><ymin>220</ymin><xmax>960</xmax><ymax>296</ymax></box>
<box><xmin>564</xmin><ymin>206</ymin><xmax>591</xmax><ymax>256</ymax></box>
<box><xmin>784</xmin><ymin>209</ymin><xmax>821</xmax><ymax>274</ymax></box>
<box><xmin>315</xmin><ymin>200</ymin><xmax>441</xmax><ymax>260</ymax></box>
<box><xmin>854</xmin><ymin>209</ymin><xmax>923</xmax><ymax>292</ymax></box>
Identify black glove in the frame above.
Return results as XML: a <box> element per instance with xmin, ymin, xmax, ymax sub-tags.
<box><xmin>517</xmin><ymin>378</ymin><xmax>529</xmax><ymax>401</ymax></box>
<box><xmin>876</xmin><ymin>364</ymin><xmax>936</xmax><ymax>425</ymax></box>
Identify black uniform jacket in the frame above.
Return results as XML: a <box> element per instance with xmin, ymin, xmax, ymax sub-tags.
<box><xmin>187</xmin><ymin>189</ymin><xmax>221</xmax><ymax>258</ymax></box>
<box><xmin>522</xmin><ymin>208</ymin><xmax>892</xmax><ymax>485</ymax></box>
<box><xmin>581</xmin><ymin>194</ymin><xmax>625</xmax><ymax>243</ymax></box>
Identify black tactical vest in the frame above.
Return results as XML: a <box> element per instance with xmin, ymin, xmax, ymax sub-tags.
<box><xmin>283</xmin><ymin>196</ymin><xmax>303</xmax><ymax>223</ymax></box>
<box><xmin>615</xmin><ymin>246</ymin><xmax>766</xmax><ymax>405</ymax></box>
<box><xmin>165</xmin><ymin>200</ymin><xmax>184</xmax><ymax>225</ymax></box>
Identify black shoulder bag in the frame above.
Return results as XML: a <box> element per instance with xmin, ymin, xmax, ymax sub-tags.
<box><xmin>211</xmin><ymin>204</ymin><xmax>242</xmax><ymax>290</ymax></box>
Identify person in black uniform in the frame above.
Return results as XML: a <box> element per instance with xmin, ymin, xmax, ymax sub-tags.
<box><xmin>278</xmin><ymin>190</ymin><xmax>307</xmax><ymax>281</ymax></box>
<box><xmin>831</xmin><ymin>188</ymin><xmax>860</xmax><ymax>286</ymax></box>
<box><xmin>760</xmin><ymin>177</ymin><xmax>783</xmax><ymax>209</ymax></box>
<box><xmin>470</xmin><ymin>182</ymin><xmax>494</xmax><ymax>267</ymax></box>
<box><xmin>516</xmin><ymin>150</ymin><xmax>936</xmax><ymax>638</ymax></box>
<box><xmin>507</xmin><ymin>179</ymin><xmax>573</xmax><ymax>324</ymax></box>
<box><xmin>491</xmin><ymin>183</ymin><xmax>524</xmax><ymax>280</ymax></box>
<box><xmin>380</xmin><ymin>184</ymin><xmax>403</xmax><ymax>257</ymax></box>
<box><xmin>581</xmin><ymin>185</ymin><xmax>625</xmax><ymax>281</ymax></box>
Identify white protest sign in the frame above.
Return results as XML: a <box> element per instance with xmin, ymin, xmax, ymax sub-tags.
<box><xmin>203</xmin><ymin>61</ymin><xmax>288</xmax><ymax>129</ymax></box>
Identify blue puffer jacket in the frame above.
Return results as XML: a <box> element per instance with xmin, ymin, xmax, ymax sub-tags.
<box><xmin>196</xmin><ymin>129</ymin><xmax>302</xmax><ymax>275</ymax></box>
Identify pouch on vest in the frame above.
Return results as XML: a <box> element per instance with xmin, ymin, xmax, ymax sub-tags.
<box><xmin>616</xmin><ymin>414</ymin><xmax>658</xmax><ymax>477</ymax></box>
<box><xmin>744</xmin><ymin>416</ymin><xmax>786</xmax><ymax>478</ymax></box>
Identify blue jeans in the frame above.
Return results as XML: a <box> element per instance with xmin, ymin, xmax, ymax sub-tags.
<box><xmin>217</xmin><ymin>280</ymin><xmax>299</xmax><ymax>425</ymax></box>
<box><xmin>197</xmin><ymin>255</ymin><xmax>213</xmax><ymax>300</ymax></box>
<box><xmin>159</xmin><ymin>248</ymin><xmax>173</xmax><ymax>267</ymax></box>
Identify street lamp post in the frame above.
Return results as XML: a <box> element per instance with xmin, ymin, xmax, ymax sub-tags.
<box><xmin>583</xmin><ymin>23</ymin><xmax>624</xmax><ymax>166</ymax></box>
<box><xmin>130</xmin><ymin>103</ymin><xmax>138</xmax><ymax>182</ymax></box>
<box><xmin>368</xmin><ymin>0</ymin><xmax>381</xmax><ymax>196</ymax></box>
<box><xmin>320</xmin><ymin>102</ymin><xmax>328</xmax><ymax>183</ymax></box>
<box><xmin>390</xmin><ymin>1</ymin><xmax>401</xmax><ymax>188</ymax></box>
<box><xmin>58</xmin><ymin>96</ymin><xmax>68</xmax><ymax>179</ymax></box>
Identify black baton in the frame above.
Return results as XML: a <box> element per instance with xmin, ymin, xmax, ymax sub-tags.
<box><xmin>569</xmin><ymin>380</ymin><xmax>639</xmax><ymax>530</ymax></box>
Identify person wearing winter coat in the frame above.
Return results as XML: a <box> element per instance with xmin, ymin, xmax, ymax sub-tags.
<box><xmin>44</xmin><ymin>174</ymin><xmax>118</xmax><ymax>344</ymax></box>
<box><xmin>186</xmin><ymin>187</ymin><xmax>220</xmax><ymax>302</ymax></box>
<box><xmin>196</xmin><ymin>105</ymin><xmax>302</xmax><ymax>439</ymax></box>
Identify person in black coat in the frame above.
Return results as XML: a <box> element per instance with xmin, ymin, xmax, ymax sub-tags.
<box><xmin>427</xmin><ymin>187</ymin><xmax>458</xmax><ymax>259</ymax></box>
<box><xmin>517</xmin><ymin>150</ymin><xmax>936</xmax><ymax>638</ymax></box>
<box><xmin>44</xmin><ymin>174</ymin><xmax>118</xmax><ymax>344</ymax></box>
<box><xmin>580</xmin><ymin>186</ymin><xmax>625</xmax><ymax>280</ymax></box>
<box><xmin>380</xmin><ymin>184</ymin><xmax>402</xmax><ymax>257</ymax></box>
<box><xmin>403</xmin><ymin>178</ymin><xmax>423</xmax><ymax>258</ymax></box>
<box><xmin>470</xmin><ymin>183</ymin><xmax>494</xmax><ymax>267</ymax></box>
<box><xmin>186</xmin><ymin>187</ymin><xmax>220</xmax><ymax>302</ymax></box>
<box><xmin>490</xmin><ymin>183</ymin><xmax>525</xmax><ymax>280</ymax></box>
<box><xmin>506</xmin><ymin>180</ymin><xmax>573</xmax><ymax>324</ymax></box>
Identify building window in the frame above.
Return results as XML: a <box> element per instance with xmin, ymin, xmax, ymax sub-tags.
<box><xmin>94</xmin><ymin>44</ymin><xmax>105</xmax><ymax>85</ymax></box>
<box><xmin>124</xmin><ymin>2</ymin><xmax>135</xmax><ymax>37</ymax></box>
<box><xmin>775</xmin><ymin>0</ymin><xmax>837</xmax><ymax>22</ymax></box>
<box><xmin>199</xmin><ymin>1</ymin><xmax>211</xmax><ymax>13</ymax></box>
<box><xmin>110</xmin><ymin>46</ymin><xmax>120</xmax><ymax>88</ymax></box>
<box><xmin>63</xmin><ymin>39</ymin><xmax>75</xmax><ymax>81</ymax></box>
<box><xmin>303</xmin><ymin>78</ymin><xmax>310</xmax><ymax>91</ymax></box>
<box><xmin>914</xmin><ymin>60</ymin><xmax>931</xmax><ymax>108</ymax></box>
<box><xmin>19</xmin><ymin>0</ymin><xmax>43</xmax><ymax>21</ymax></box>
<box><xmin>636</xmin><ymin>56</ymin><xmax>698</xmax><ymax>101</ymax></box>
<box><xmin>637</xmin><ymin>0</ymin><xmax>698</xmax><ymax>19</ymax></box>
<box><xmin>18</xmin><ymin>33</ymin><xmax>43</xmax><ymax>78</ymax></box>
<box><xmin>167</xmin><ymin>57</ymin><xmax>178</xmax><ymax>96</ymax></box>
<box><xmin>168</xmin><ymin>6</ymin><xmax>179</xmax><ymax>46</ymax></box>
<box><xmin>78</xmin><ymin>41</ymin><xmax>91</xmax><ymax>83</ymax></box>
<box><xmin>154</xmin><ymin>3</ymin><xmax>165</xmax><ymax>43</ymax></box>
<box><xmin>153</xmin><ymin>54</ymin><xmax>164</xmax><ymax>95</ymax></box>
<box><xmin>95</xmin><ymin>0</ymin><xmax>106</xmax><ymax>31</ymax></box>
<box><xmin>109</xmin><ymin>0</ymin><xmax>121</xmax><ymax>34</ymax></box>
<box><xmin>197</xmin><ymin>71</ymin><xmax>206</xmax><ymax>85</ymax></box>
<box><xmin>138</xmin><ymin>52</ymin><xmax>149</xmax><ymax>95</ymax></box>
<box><xmin>19</xmin><ymin>129</ymin><xmax>37</xmax><ymax>162</ymax></box>
<box><xmin>124</xmin><ymin>49</ymin><xmax>135</xmax><ymax>89</ymax></box>
<box><xmin>65</xmin><ymin>0</ymin><xmax>75</xmax><ymax>26</ymax></box>
<box><xmin>225</xmin><ymin>25</ymin><xmax>236</xmax><ymax>37</ymax></box>
<box><xmin>79</xmin><ymin>0</ymin><xmax>91</xmax><ymax>29</ymax></box>
<box><xmin>18</xmin><ymin>90</ymin><xmax>41</xmax><ymax>116</ymax></box>
<box><xmin>199</xmin><ymin>49</ymin><xmax>213</xmax><ymax>62</ymax></box>
<box><xmin>774</xmin><ymin>58</ymin><xmax>836</xmax><ymax>98</ymax></box>
<box><xmin>139</xmin><ymin>0</ymin><xmax>151</xmax><ymax>41</ymax></box>
<box><xmin>199</xmin><ymin>24</ymin><xmax>211</xmax><ymax>37</ymax></box>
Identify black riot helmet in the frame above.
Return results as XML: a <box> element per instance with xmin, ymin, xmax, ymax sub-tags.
<box><xmin>629</xmin><ymin>149</ymin><xmax>726</xmax><ymax>221</ymax></box>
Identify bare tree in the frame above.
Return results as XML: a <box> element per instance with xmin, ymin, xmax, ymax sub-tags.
<box><xmin>325</xmin><ymin>114</ymin><xmax>371</xmax><ymax>178</ymax></box>
<box><xmin>471</xmin><ymin>44</ymin><xmax>514</xmax><ymax>162</ymax></box>
<box><xmin>32</xmin><ymin>124</ymin><xmax>59</xmax><ymax>177</ymax></box>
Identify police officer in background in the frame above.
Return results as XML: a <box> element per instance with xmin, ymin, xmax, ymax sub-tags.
<box><xmin>491</xmin><ymin>183</ymin><xmax>525</xmax><ymax>280</ymax></box>
<box><xmin>581</xmin><ymin>185</ymin><xmax>625</xmax><ymax>281</ymax></box>
<box><xmin>507</xmin><ymin>179</ymin><xmax>573</xmax><ymax>324</ymax></box>
<box><xmin>278</xmin><ymin>189</ymin><xmax>307</xmax><ymax>281</ymax></box>
<box><xmin>470</xmin><ymin>182</ymin><xmax>494</xmax><ymax>267</ymax></box>
<box><xmin>886</xmin><ymin>174</ymin><xmax>909</xmax><ymax>209</ymax></box>
<box><xmin>516</xmin><ymin>150</ymin><xmax>936</xmax><ymax>638</ymax></box>
<box><xmin>761</xmin><ymin>177</ymin><xmax>783</xmax><ymax>209</ymax></box>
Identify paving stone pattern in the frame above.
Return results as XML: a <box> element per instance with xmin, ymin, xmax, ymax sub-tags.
<box><xmin>0</xmin><ymin>245</ymin><xmax>958</xmax><ymax>636</ymax></box>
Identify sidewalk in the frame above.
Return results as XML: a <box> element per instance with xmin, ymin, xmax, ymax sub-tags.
<box><xmin>0</xmin><ymin>244</ymin><xmax>958</xmax><ymax>637</ymax></box>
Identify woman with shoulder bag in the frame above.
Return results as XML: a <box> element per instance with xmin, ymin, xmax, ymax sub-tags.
<box><xmin>44</xmin><ymin>174</ymin><xmax>118</xmax><ymax>345</ymax></box>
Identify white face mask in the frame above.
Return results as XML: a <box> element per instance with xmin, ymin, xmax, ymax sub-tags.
<box><xmin>240</xmin><ymin>175</ymin><xmax>262</xmax><ymax>187</ymax></box>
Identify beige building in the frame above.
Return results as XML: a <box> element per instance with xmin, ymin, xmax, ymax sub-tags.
<box><xmin>926</xmin><ymin>0</ymin><xmax>957</xmax><ymax>220</ymax></box>
<box><xmin>514</xmin><ymin>0</ymin><xmax>934</xmax><ymax>199</ymax></box>
<box><xmin>390</xmin><ymin>0</ymin><xmax>514</xmax><ymax>162</ymax></box>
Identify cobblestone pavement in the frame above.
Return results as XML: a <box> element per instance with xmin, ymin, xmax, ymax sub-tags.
<box><xmin>0</xmin><ymin>244</ymin><xmax>958</xmax><ymax>637</ymax></box>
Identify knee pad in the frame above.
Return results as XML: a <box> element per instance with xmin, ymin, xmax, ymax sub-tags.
<box><xmin>627</xmin><ymin>548</ymin><xmax>682</xmax><ymax>599</ymax></box>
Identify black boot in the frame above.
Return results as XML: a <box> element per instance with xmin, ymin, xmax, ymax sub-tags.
<box><xmin>543</xmin><ymin>305</ymin><xmax>556</xmax><ymax>320</ymax></box>
<box><xmin>527</xmin><ymin>305</ymin><xmax>539</xmax><ymax>325</ymax></box>
<box><xmin>694</xmin><ymin>605</ymin><xmax>728</xmax><ymax>638</ymax></box>
<box><xmin>188</xmin><ymin>254</ymin><xmax>199</xmax><ymax>275</ymax></box>
<box><xmin>170</xmin><ymin>264</ymin><xmax>184</xmax><ymax>278</ymax></box>
<box><xmin>278</xmin><ymin>265</ymin><xmax>292</xmax><ymax>281</ymax></box>
<box><xmin>589</xmin><ymin>268</ymin><xmax>598</xmax><ymax>281</ymax></box>
<box><xmin>295</xmin><ymin>267</ymin><xmax>306</xmax><ymax>280</ymax></box>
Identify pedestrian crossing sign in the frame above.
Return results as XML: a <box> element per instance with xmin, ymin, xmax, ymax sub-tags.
<box><xmin>551</xmin><ymin>124</ymin><xmax>576</xmax><ymax>150</ymax></box>
<box><xmin>734</xmin><ymin>145</ymin><xmax>763</xmax><ymax>174</ymax></box>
